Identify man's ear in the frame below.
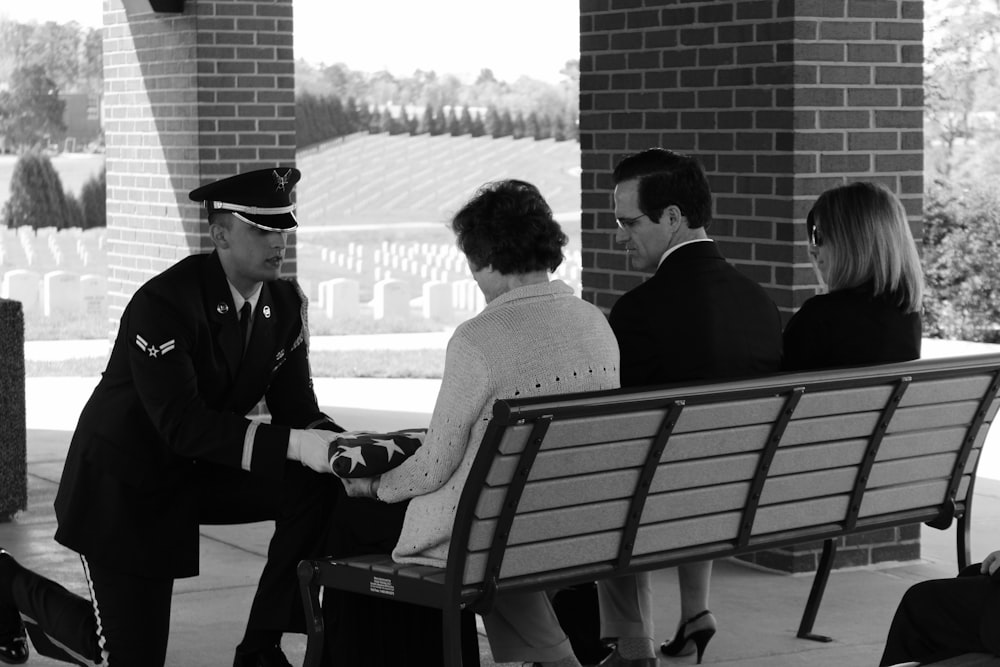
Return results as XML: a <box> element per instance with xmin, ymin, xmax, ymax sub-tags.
<box><xmin>663</xmin><ymin>205</ymin><xmax>683</xmax><ymax>230</ymax></box>
<box><xmin>209</xmin><ymin>222</ymin><xmax>230</xmax><ymax>249</ymax></box>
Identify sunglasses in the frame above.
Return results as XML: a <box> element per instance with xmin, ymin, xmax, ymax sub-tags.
<box><xmin>807</xmin><ymin>219</ymin><xmax>823</xmax><ymax>247</ymax></box>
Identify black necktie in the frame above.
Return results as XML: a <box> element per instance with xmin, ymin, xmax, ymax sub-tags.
<box><xmin>239</xmin><ymin>302</ymin><xmax>252</xmax><ymax>352</ymax></box>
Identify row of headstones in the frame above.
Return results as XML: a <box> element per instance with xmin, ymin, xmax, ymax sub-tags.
<box><xmin>0</xmin><ymin>269</ymin><xmax>108</xmax><ymax>317</ymax></box>
<box><xmin>301</xmin><ymin>277</ymin><xmax>488</xmax><ymax>322</ymax></box>
<box><xmin>0</xmin><ymin>227</ymin><xmax>107</xmax><ymax>269</ymax></box>
<box><xmin>314</xmin><ymin>241</ymin><xmax>583</xmax><ymax>285</ymax></box>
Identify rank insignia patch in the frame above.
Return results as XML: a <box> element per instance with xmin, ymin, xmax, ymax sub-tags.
<box><xmin>136</xmin><ymin>335</ymin><xmax>176</xmax><ymax>358</ymax></box>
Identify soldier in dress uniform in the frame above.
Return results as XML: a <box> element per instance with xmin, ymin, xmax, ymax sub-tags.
<box><xmin>0</xmin><ymin>168</ymin><xmax>342</xmax><ymax>667</ymax></box>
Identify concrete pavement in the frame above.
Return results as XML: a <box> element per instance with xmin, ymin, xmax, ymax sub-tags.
<box><xmin>6</xmin><ymin>423</ymin><xmax>1000</xmax><ymax>667</ymax></box>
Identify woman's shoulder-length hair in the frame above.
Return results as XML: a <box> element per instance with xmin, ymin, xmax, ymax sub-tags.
<box><xmin>809</xmin><ymin>181</ymin><xmax>923</xmax><ymax>313</ymax></box>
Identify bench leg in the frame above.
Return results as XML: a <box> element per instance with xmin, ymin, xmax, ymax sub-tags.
<box><xmin>298</xmin><ymin>561</ymin><xmax>324</xmax><ymax>667</ymax></box>
<box><xmin>442</xmin><ymin>605</ymin><xmax>464</xmax><ymax>666</ymax></box>
<box><xmin>797</xmin><ymin>538</ymin><xmax>836</xmax><ymax>643</ymax></box>
<box><xmin>957</xmin><ymin>510</ymin><xmax>972</xmax><ymax>572</ymax></box>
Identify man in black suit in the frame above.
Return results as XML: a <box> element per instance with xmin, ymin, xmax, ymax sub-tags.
<box><xmin>595</xmin><ymin>149</ymin><xmax>783</xmax><ymax>667</ymax></box>
<box><xmin>0</xmin><ymin>168</ymin><xmax>342</xmax><ymax>667</ymax></box>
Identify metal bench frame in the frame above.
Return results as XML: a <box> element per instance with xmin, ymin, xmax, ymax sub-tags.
<box><xmin>299</xmin><ymin>354</ymin><xmax>1000</xmax><ymax>666</ymax></box>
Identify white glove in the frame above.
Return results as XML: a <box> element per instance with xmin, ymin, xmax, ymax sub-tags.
<box><xmin>287</xmin><ymin>429</ymin><xmax>337</xmax><ymax>473</ymax></box>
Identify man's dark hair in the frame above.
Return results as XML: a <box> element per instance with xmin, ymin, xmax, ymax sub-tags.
<box><xmin>612</xmin><ymin>148</ymin><xmax>713</xmax><ymax>229</ymax></box>
<box><xmin>451</xmin><ymin>179</ymin><xmax>567</xmax><ymax>274</ymax></box>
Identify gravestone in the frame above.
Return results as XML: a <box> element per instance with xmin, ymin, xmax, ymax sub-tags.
<box><xmin>81</xmin><ymin>274</ymin><xmax>109</xmax><ymax>318</ymax></box>
<box><xmin>422</xmin><ymin>281</ymin><xmax>452</xmax><ymax>321</ymax></box>
<box><xmin>320</xmin><ymin>278</ymin><xmax>360</xmax><ymax>319</ymax></box>
<box><xmin>42</xmin><ymin>271</ymin><xmax>82</xmax><ymax>317</ymax></box>
<box><xmin>372</xmin><ymin>279</ymin><xmax>408</xmax><ymax>320</ymax></box>
<box><xmin>1</xmin><ymin>270</ymin><xmax>41</xmax><ymax>314</ymax></box>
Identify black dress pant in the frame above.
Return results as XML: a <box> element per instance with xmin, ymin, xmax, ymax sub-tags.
<box><xmin>321</xmin><ymin>489</ymin><xmax>480</xmax><ymax>667</ymax></box>
<box><xmin>11</xmin><ymin>460</ymin><xmax>337</xmax><ymax>666</ymax></box>
<box><xmin>880</xmin><ymin>563</ymin><xmax>1000</xmax><ymax>666</ymax></box>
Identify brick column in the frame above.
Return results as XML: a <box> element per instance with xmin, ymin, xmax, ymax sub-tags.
<box><xmin>579</xmin><ymin>0</ymin><xmax>923</xmax><ymax>571</ymax></box>
<box><xmin>103</xmin><ymin>0</ymin><xmax>298</xmax><ymax>325</ymax></box>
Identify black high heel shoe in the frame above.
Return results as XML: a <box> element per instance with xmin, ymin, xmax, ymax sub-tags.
<box><xmin>0</xmin><ymin>551</ymin><xmax>28</xmax><ymax>665</ymax></box>
<box><xmin>660</xmin><ymin>609</ymin><xmax>716</xmax><ymax>664</ymax></box>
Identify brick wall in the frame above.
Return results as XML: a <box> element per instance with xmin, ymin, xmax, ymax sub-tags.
<box><xmin>579</xmin><ymin>0</ymin><xmax>923</xmax><ymax>316</ymax></box>
<box><xmin>579</xmin><ymin>0</ymin><xmax>924</xmax><ymax>571</ymax></box>
<box><xmin>104</xmin><ymin>0</ymin><xmax>298</xmax><ymax>325</ymax></box>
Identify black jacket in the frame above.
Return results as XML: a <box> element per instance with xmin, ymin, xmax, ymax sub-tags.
<box><xmin>54</xmin><ymin>252</ymin><xmax>338</xmax><ymax>577</ymax></box>
<box><xmin>609</xmin><ymin>241</ymin><xmax>783</xmax><ymax>387</ymax></box>
<box><xmin>782</xmin><ymin>282</ymin><xmax>921</xmax><ymax>371</ymax></box>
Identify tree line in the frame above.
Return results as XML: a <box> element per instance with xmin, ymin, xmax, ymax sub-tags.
<box><xmin>0</xmin><ymin>18</ymin><xmax>102</xmax><ymax>152</ymax></box>
<box><xmin>296</xmin><ymin>60</ymin><xmax>579</xmax><ymax>129</ymax></box>
<box><xmin>296</xmin><ymin>94</ymin><xmax>578</xmax><ymax>148</ymax></box>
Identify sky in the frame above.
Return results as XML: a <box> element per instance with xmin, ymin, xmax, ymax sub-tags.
<box><xmin>0</xmin><ymin>0</ymin><xmax>579</xmax><ymax>84</ymax></box>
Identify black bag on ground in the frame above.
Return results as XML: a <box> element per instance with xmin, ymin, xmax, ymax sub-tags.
<box><xmin>323</xmin><ymin>590</ymin><xmax>480</xmax><ymax>666</ymax></box>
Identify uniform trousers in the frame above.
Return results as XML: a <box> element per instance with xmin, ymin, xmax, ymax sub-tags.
<box><xmin>880</xmin><ymin>563</ymin><xmax>1000</xmax><ymax>666</ymax></box>
<box><xmin>10</xmin><ymin>460</ymin><xmax>336</xmax><ymax>666</ymax></box>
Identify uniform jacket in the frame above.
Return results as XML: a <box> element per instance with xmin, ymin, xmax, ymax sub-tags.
<box><xmin>54</xmin><ymin>252</ymin><xmax>337</xmax><ymax>577</ymax></box>
<box><xmin>609</xmin><ymin>241</ymin><xmax>783</xmax><ymax>387</ymax></box>
<box><xmin>782</xmin><ymin>281</ymin><xmax>921</xmax><ymax>371</ymax></box>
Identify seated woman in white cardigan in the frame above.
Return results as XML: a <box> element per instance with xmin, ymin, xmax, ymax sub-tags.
<box><xmin>321</xmin><ymin>180</ymin><xmax>641</xmax><ymax>667</ymax></box>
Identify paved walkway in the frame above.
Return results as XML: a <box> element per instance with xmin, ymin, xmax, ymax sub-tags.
<box><xmin>6</xmin><ymin>425</ymin><xmax>1000</xmax><ymax>667</ymax></box>
<box><xmin>6</xmin><ymin>335</ymin><xmax>1000</xmax><ymax>665</ymax></box>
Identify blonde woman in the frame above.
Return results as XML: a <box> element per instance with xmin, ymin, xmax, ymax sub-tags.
<box><xmin>783</xmin><ymin>181</ymin><xmax>923</xmax><ymax>371</ymax></box>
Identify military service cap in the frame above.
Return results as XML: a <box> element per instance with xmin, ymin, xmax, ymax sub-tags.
<box><xmin>189</xmin><ymin>167</ymin><xmax>301</xmax><ymax>232</ymax></box>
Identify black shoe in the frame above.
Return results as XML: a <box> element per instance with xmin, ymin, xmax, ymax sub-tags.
<box><xmin>0</xmin><ymin>551</ymin><xmax>28</xmax><ymax>665</ymax></box>
<box><xmin>660</xmin><ymin>609</ymin><xmax>717</xmax><ymax>664</ymax></box>
<box><xmin>0</xmin><ymin>629</ymin><xmax>28</xmax><ymax>666</ymax></box>
<box><xmin>233</xmin><ymin>644</ymin><xmax>292</xmax><ymax>667</ymax></box>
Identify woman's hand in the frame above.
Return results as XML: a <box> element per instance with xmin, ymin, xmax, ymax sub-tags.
<box><xmin>340</xmin><ymin>475</ymin><xmax>380</xmax><ymax>499</ymax></box>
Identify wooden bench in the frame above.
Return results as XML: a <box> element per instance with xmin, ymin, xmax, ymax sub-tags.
<box><xmin>298</xmin><ymin>353</ymin><xmax>1000</xmax><ymax>666</ymax></box>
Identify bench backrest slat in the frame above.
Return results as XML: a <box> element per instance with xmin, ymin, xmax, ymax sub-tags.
<box><xmin>445</xmin><ymin>355</ymin><xmax>1000</xmax><ymax>594</ymax></box>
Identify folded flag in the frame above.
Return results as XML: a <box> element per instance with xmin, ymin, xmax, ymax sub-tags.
<box><xmin>328</xmin><ymin>429</ymin><xmax>426</xmax><ymax>478</ymax></box>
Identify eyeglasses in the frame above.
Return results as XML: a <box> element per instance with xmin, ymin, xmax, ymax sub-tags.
<box><xmin>807</xmin><ymin>220</ymin><xmax>822</xmax><ymax>247</ymax></box>
<box><xmin>616</xmin><ymin>213</ymin><xmax>647</xmax><ymax>230</ymax></box>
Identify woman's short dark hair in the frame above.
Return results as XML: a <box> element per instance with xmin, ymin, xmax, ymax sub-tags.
<box><xmin>612</xmin><ymin>148</ymin><xmax>713</xmax><ymax>229</ymax></box>
<box><xmin>450</xmin><ymin>179</ymin><xmax>567</xmax><ymax>274</ymax></box>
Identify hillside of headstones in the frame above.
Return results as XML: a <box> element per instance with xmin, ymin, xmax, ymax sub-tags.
<box><xmin>0</xmin><ymin>227</ymin><xmax>582</xmax><ymax>329</ymax></box>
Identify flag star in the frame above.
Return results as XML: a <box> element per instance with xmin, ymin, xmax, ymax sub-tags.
<box><xmin>333</xmin><ymin>446</ymin><xmax>367</xmax><ymax>473</ymax></box>
<box><xmin>370</xmin><ymin>437</ymin><xmax>405</xmax><ymax>462</ymax></box>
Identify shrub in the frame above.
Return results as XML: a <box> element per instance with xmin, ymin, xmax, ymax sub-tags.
<box><xmin>2</xmin><ymin>150</ymin><xmax>70</xmax><ymax>230</ymax></box>
<box><xmin>79</xmin><ymin>167</ymin><xmax>106</xmax><ymax>229</ymax></box>
<box><xmin>922</xmin><ymin>182</ymin><xmax>1000</xmax><ymax>342</ymax></box>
